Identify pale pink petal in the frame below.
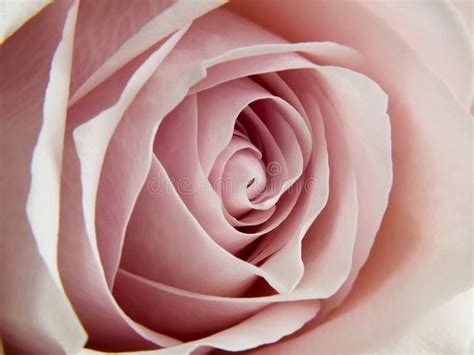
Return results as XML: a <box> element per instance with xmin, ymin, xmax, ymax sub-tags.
<box><xmin>261</xmin><ymin>66</ymin><xmax>391</xmax><ymax>305</ymax></box>
<box><xmin>290</xmin><ymin>89</ymin><xmax>359</xmax><ymax>299</ymax></box>
<box><xmin>311</xmin><ymin>66</ymin><xmax>392</xmax><ymax>316</ymax></box>
<box><xmin>364</xmin><ymin>288</ymin><xmax>474</xmax><ymax>353</ymax></box>
<box><xmin>273</xmin><ymin>66</ymin><xmax>392</xmax><ymax>315</ymax></box>
<box><xmin>360</xmin><ymin>0</ymin><xmax>473</xmax><ymax>107</ymax></box>
<box><xmin>69</xmin><ymin>0</ymin><xmax>174</xmax><ymax>99</ymax></box>
<box><xmin>153</xmin><ymin>78</ymin><xmax>303</xmax><ymax>253</ymax></box>
<box><xmin>220</xmin><ymin>149</ymin><xmax>270</xmax><ymax>216</ymax></box>
<box><xmin>120</xmin><ymin>94</ymin><xmax>300</xmax><ymax>296</ymax></box>
<box><xmin>243</xmin><ymin>71</ymin><xmax>315</xmax><ymax>263</ymax></box>
<box><xmin>453</xmin><ymin>0</ymin><xmax>473</xmax><ymax>34</ymax></box>
<box><xmin>91</xmin><ymin>8</ymin><xmax>355</xmax><ymax>300</ymax></box>
<box><xmin>60</xmin><ymin>138</ymin><xmax>181</xmax><ymax>350</ymax></box>
<box><xmin>85</xmin><ymin>8</ymin><xmax>356</xmax><ymax>306</ymax></box>
<box><xmin>58</xmin><ymin>28</ymin><xmax>189</xmax><ymax>350</ymax></box>
<box><xmin>76</xmin><ymin>300</ymin><xmax>319</xmax><ymax>354</ymax></box>
<box><xmin>26</xmin><ymin>0</ymin><xmax>78</xmax><ymax>296</ymax></box>
<box><xmin>69</xmin><ymin>0</ymin><xmax>226</xmax><ymax>104</ymax></box>
<box><xmin>0</xmin><ymin>1</ymin><xmax>86</xmax><ymax>352</ymax></box>
<box><xmin>90</xmin><ymin>10</ymin><xmax>301</xmax><ymax>294</ymax></box>
<box><xmin>229</xmin><ymin>0</ymin><xmax>472</xmax><ymax>108</ymax></box>
<box><xmin>208</xmin><ymin>136</ymin><xmax>275</xmax><ymax>228</ymax></box>
<box><xmin>74</xmin><ymin>25</ymin><xmax>188</xmax><ymax>288</ymax></box>
<box><xmin>120</xmin><ymin>151</ymin><xmax>260</xmax><ymax>297</ymax></box>
<box><xmin>113</xmin><ymin>269</ymin><xmax>268</xmax><ymax>342</ymax></box>
<box><xmin>196</xmin><ymin>77</ymin><xmax>283</xmax><ymax>179</ymax></box>
<box><xmin>231</xmin><ymin>1</ymin><xmax>472</xmax><ymax>352</ymax></box>
<box><xmin>112</xmin><ymin>269</ymin><xmax>321</xmax><ymax>353</ymax></box>
<box><xmin>191</xmin><ymin>78</ymin><xmax>306</xmax><ymax>222</ymax></box>
<box><xmin>190</xmin><ymin>42</ymin><xmax>361</xmax><ymax>95</ymax></box>
<box><xmin>244</xmin><ymin>72</ymin><xmax>331</xmax><ymax>294</ymax></box>
<box><xmin>158</xmin><ymin>300</ymin><xmax>320</xmax><ymax>354</ymax></box>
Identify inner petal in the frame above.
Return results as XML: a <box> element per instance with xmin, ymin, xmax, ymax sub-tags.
<box><xmin>221</xmin><ymin>149</ymin><xmax>267</xmax><ymax>217</ymax></box>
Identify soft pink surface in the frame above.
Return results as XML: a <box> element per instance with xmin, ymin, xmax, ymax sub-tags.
<box><xmin>0</xmin><ymin>1</ymin><xmax>86</xmax><ymax>352</ymax></box>
<box><xmin>229</xmin><ymin>0</ymin><xmax>472</xmax><ymax>353</ymax></box>
<box><xmin>57</xmin><ymin>6</ymin><xmax>369</xmax><ymax>351</ymax></box>
<box><xmin>2</xmin><ymin>0</ymin><xmax>471</xmax><ymax>353</ymax></box>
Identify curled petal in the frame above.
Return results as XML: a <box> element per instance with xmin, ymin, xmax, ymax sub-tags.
<box><xmin>101</xmin><ymin>9</ymin><xmax>355</xmax><ymax>298</ymax></box>
<box><xmin>59</xmin><ymin>26</ymin><xmax>189</xmax><ymax>350</ymax></box>
<box><xmin>69</xmin><ymin>0</ymin><xmax>226</xmax><ymax>104</ymax></box>
<box><xmin>0</xmin><ymin>0</ymin><xmax>50</xmax><ymax>43</ymax></box>
<box><xmin>0</xmin><ymin>1</ymin><xmax>86</xmax><ymax>352</ymax></box>
<box><xmin>231</xmin><ymin>1</ymin><xmax>473</xmax><ymax>352</ymax></box>
<box><xmin>360</xmin><ymin>0</ymin><xmax>473</xmax><ymax>107</ymax></box>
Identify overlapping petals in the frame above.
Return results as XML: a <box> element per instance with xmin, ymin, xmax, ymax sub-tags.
<box><xmin>3</xmin><ymin>0</ymin><xmax>470</xmax><ymax>354</ymax></box>
<box><xmin>229</xmin><ymin>0</ymin><xmax>472</xmax><ymax>353</ymax></box>
<box><xmin>51</xmin><ymin>5</ymin><xmax>393</xmax><ymax>351</ymax></box>
<box><xmin>0</xmin><ymin>1</ymin><xmax>86</xmax><ymax>352</ymax></box>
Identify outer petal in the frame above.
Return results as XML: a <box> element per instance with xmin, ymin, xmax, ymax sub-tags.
<box><xmin>229</xmin><ymin>0</ymin><xmax>473</xmax><ymax>108</ymax></box>
<box><xmin>79</xmin><ymin>301</ymin><xmax>320</xmax><ymax>355</ymax></box>
<box><xmin>92</xmin><ymin>8</ymin><xmax>358</xmax><ymax>299</ymax></box>
<box><xmin>367</xmin><ymin>288</ymin><xmax>473</xmax><ymax>354</ymax></box>
<box><xmin>453</xmin><ymin>0</ymin><xmax>473</xmax><ymax>34</ymax></box>
<box><xmin>0</xmin><ymin>0</ymin><xmax>50</xmax><ymax>43</ymax></box>
<box><xmin>230</xmin><ymin>1</ymin><xmax>473</xmax><ymax>352</ymax></box>
<box><xmin>69</xmin><ymin>0</ymin><xmax>228</xmax><ymax>104</ymax></box>
<box><xmin>59</xmin><ymin>27</ymin><xmax>189</xmax><ymax>351</ymax></box>
<box><xmin>0</xmin><ymin>0</ymin><xmax>86</xmax><ymax>352</ymax></box>
<box><xmin>359</xmin><ymin>0</ymin><xmax>473</xmax><ymax>107</ymax></box>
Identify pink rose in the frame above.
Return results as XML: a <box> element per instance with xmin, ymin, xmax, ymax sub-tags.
<box><xmin>1</xmin><ymin>0</ymin><xmax>472</xmax><ymax>354</ymax></box>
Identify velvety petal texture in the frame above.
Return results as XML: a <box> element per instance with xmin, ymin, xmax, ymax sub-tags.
<box><xmin>0</xmin><ymin>0</ymin><xmax>51</xmax><ymax>43</ymax></box>
<box><xmin>230</xmin><ymin>1</ymin><xmax>473</xmax><ymax>352</ymax></box>
<box><xmin>2</xmin><ymin>0</ymin><xmax>471</xmax><ymax>354</ymax></box>
<box><xmin>0</xmin><ymin>1</ymin><xmax>86</xmax><ymax>353</ymax></box>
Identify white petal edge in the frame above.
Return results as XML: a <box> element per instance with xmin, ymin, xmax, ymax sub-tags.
<box><xmin>78</xmin><ymin>301</ymin><xmax>320</xmax><ymax>355</ymax></box>
<box><xmin>68</xmin><ymin>0</ymin><xmax>227</xmax><ymax>106</ymax></box>
<box><xmin>25</xmin><ymin>0</ymin><xmax>87</xmax><ymax>351</ymax></box>
<box><xmin>368</xmin><ymin>288</ymin><xmax>474</xmax><ymax>354</ymax></box>
<box><xmin>73</xmin><ymin>24</ymin><xmax>189</xmax><ymax>287</ymax></box>
<box><xmin>0</xmin><ymin>0</ymin><xmax>51</xmax><ymax>44</ymax></box>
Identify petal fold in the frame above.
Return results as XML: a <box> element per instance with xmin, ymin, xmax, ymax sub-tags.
<box><xmin>0</xmin><ymin>0</ymin><xmax>86</xmax><ymax>352</ymax></box>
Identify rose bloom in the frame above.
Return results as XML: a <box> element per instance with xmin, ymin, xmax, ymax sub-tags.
<box><xmin>1</xmin><ymin>0</ymin><xmax>472</xmax><ymax>354</ymax></box>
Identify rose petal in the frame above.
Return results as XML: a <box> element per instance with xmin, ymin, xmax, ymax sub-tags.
<box><xmin>229</xmin><ymin>0</ymin><xmax>473</xmax><ymax>108</ymax></box>
<box><xmin>160</xmin><ymin>300</ymin><xmax>320</xmax><ymax>354</ymax></box>
<box><xmin>26</xmin><ymin>0</ymin><xmax>78</xmax><ymax>297</ymax></box>
<box><xmin>168</xmin><ymin>78</ymin><xmax>305</xmax><ymax>245</ymax></box>
<box><xmin>113</xmin><ymin>269</ymin><xmax>320</xmax><ymax>353</ymax></box>
<box><xmin>220</xmin><ymin>149</ymin><xmax>269</xmax><ymax>217</ymax></box>
<box><xmin>231</xmin><ymin>1</ymin><xmax>472</xmax><ymax>352</ymax></box>
<box><xmin>196</xmin><ymin>78</ymin><xmax>286</xmax><ymax>182</ymax></box>
<box><xmin>120</xmin><ymin>95</ymin><xmax>300</xmax><ymax>296</ymax></box>
<box><xmin>121</xmin><ymin>151</ymin><xmax>260</xmax><ymax>297</ymax></box>
<box><xmin>74</xmin><ymin>24</ymin><xmax>189</xmax><ymax>288</ymax></box>
<box><xmin>114</xmin><ymin>269</ymin><xmax>269</xmax><ymax>342</ymax></box>
<box><xmin>453</xmin><ymin>0</ymin><xmax>473</xmax><ymax>34</ymax></box>
<box><xmin>368</xmin><ymin>288</ymin><xmax>474</xmax><ymax>354</ymax></box>
<box><xmin>91</xmin><ymin>8</ymin><xmax>355</xmax><ymax>299</ymax></box>
<box><xmin>360</xmin><ymin>0</ymin><xmax>473</xmax><ymax>107</ymax></box>
<box><xmin>59</xmin><ymin>27</ymin><xmax>189</xmax><ymax>350</ymax></box>
<box><xmin>0</xmin><ymin>1</ymin><xmax>86</xmax><ymax>352</ymax></box>
<box><xmin>209</xmin><ymin>136</ymin><xmax>275</xmax><ymax>228</ymax></box>
<box><xmin>285</xmin><ymin>89</ymin><xmax>359</xmax><ymax>299</ymax></box>
<box><xmin>283</xmin><ymin>66</ymin><xmax>392</xmax><ymax>317</ymax></box>
<box><xmin>190</xmin><ymin>42</ymin><xmax>362</xmax><ymax>95</ymax></box>
<box><xmin>69</xmin><ymin>0</ymin><xmax>226</xmax><ymax>104</ymax></box>
<box><xmin>0</xmin><ymin>0</ymin><xmax>50</xmax><ymax>43</ymax></box>
<box><xmin>92</xmin><ymin>9</ymin><xmax>295</xmax><ymax>293</ymax></box>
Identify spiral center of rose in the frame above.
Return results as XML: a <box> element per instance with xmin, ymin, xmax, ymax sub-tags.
<box><xmin>204</xmin><ymin>93</ymin><xmax>308</xmax><ymax>233</ymax></box>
